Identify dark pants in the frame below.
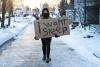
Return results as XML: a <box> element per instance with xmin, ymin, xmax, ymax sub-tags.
<box><xmin>41</xmin><ymin>37</ymin><xmax>52</xmax><ymax>58</ymax></box>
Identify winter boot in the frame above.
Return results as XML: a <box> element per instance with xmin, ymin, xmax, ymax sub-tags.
<box><xmin>46</xmin><ymin>58</ymin><xmax>51</xmax><ymax>63</ymax></box>
<box><xmin>42</xmin><ymin>56</ymin><xmax>46</xmax><ymax>61</ymax></box>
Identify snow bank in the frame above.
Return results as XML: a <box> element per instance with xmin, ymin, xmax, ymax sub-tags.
<box><xmin>0</xmin><ymin>16</ymin><xmax>35</xmax><ymax>47</ymax></box>
<box><xmin>61</xmin><ymin>25</ymin><xmax>100</xmax><ymax>66</ymax></box>
<box><xmin>0</xmin><ymin>29</ymin><xmax>13</xmax><ymax>46</ymax></box>
<box><xmin>0</xmin><ymin>23</ymin><xmax>29</xmax><ymax>46</ymax></box>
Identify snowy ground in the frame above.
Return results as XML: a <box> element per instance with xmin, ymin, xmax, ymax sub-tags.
<box><xmin>0</xmin><ymin>16</ymin><xmax>35</xmax><ymax>46</ymax></box>
<box><xmin>0</xmin><ymin>15</ymin><xmax>100</xmax><ymax>67</ymax></box>
<box><xmin>0</xmin><ymin>23</ymin><xmax>98</xmax><ymax>67</ymax></box>
<box><xmin>61</xmin><ymin>25</ymin><xmax>100</xmax><ymax>67</ymax></box>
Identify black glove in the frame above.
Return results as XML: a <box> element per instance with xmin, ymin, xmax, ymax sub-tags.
<box><xmin>55</xmin><ymin>34</ymin><xmax>59</xmax><ymax>38</ymax></box>
<box><xmin>34</xmin><ymin>36</ymin><xmax>39</xmax><ymax>40</ymax></box>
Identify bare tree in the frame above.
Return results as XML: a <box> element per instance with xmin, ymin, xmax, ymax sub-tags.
<box><xmin>1</xmin><ymin>0</ymin><xmax>6</xmax><ymax>28</ymax></box>
<box><xmin>6</xmin><ymin>0</ymin><xmax>13</xmax><ymax>27</ymax></box>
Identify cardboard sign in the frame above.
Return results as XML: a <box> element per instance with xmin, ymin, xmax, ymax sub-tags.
<box><xmin>34</xmin><ymin>17</ymin><xmax>70</xmax><ymax>39</ymax></box>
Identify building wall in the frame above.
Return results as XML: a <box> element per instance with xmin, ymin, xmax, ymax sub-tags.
<box><xmin>74</xmin><ymin>0</ymin><xmax>100</xmax><ymax>24</ymax></box>
<box><xmin>86</xmin><ymin>6</ymin><xmax>99</xmax><ymax>24</ymax></box>
<box><xmin>86</xmin><ymin>0</ymin><xmax>100</xmax><ymax>24</ymax></box>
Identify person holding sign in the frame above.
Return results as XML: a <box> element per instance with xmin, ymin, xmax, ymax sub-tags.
<box><xmin>40</xmin><ymin>8</ymin><xmax>52</xmax><ymax>63</ymax></box>
<box><xmin>34</xmin><ymin>8</ymin><xmax>70</xmax><ymax>63</ymax></box>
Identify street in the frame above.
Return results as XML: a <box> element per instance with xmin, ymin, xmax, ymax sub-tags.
<box><xmin>0</xmin><ymin>24</ymin><xmax>97</xmax><ymax>67</ymax></box>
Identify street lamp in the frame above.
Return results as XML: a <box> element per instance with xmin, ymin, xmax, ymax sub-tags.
<box><xmin>67</xmin><ymin>0</ymin><xmax>71</xmax><ymax>5</ymax></box>
<box><xmin>66</xmin><ymin>0</ymin><xmax>71</xmax><ymax>9</ymax></box>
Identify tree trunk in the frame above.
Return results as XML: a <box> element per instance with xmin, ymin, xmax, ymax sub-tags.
<box><xmin>7</xmin><ymin>0</ymin><xmax>13</xmax><ymax>27</ymax></box>
<box><xmin>1</xmin><ymin>0</ymin><xmax>6</xmax><ymax>28</ymax></box>
<box><xmin>8</xmin><ymin>10</ymin><xmax>11</xmax><ymax>27</ymax></box>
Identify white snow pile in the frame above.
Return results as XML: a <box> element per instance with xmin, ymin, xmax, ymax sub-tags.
<box><xmin>0</xmin><ymin>16</ymin><xmax>35</xmax><ymax>46</ymax></box>
<box><xmin>61</xmin><ymin>25</ymin><xmax>100</xmax><ymax>66</ymax></box>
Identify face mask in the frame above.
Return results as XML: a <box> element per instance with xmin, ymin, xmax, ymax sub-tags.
<box><xmin>42</xmin><ymin>13</ymin><xmax>49</xmax><ymax>18</ymax></box>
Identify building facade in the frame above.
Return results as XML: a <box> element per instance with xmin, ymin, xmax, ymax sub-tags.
<box><xmin>74</xmin><ymin>0</ymin><xmax>100</xmax><ymax>24</ymax></box>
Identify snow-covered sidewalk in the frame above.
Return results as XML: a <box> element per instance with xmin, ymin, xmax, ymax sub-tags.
<box><xmin>61</xmin><ymin>25</ymin><xmax>100</xmax><ymax>67</ymax></box>
<box><xmin>0</xmin><ymin>24</ymin><xmax>97</xmax><ymax>67</ymax></box>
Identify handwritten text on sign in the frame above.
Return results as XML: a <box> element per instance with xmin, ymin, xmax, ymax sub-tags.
<box><xmin>34</xmin><ymin>17</ymin><xmax>70</xmax><ymax>39</ymax></box>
